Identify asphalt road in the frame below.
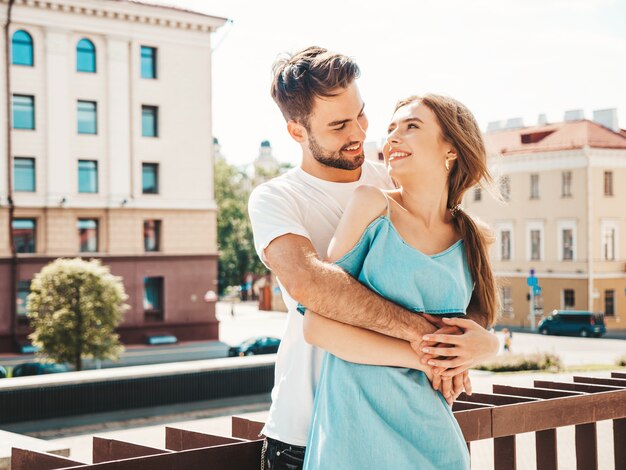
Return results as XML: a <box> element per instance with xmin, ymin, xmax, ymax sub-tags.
<box><xmin>1</xmin><ymin>301</ymin><xmax>624</xmax><ymax>371</ymax></box>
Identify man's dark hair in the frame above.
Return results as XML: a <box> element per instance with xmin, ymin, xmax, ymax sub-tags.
<box><xmin>271</xmin><ymin>46</ymin><xmax>360</xmax><ymax>127</ymax></box>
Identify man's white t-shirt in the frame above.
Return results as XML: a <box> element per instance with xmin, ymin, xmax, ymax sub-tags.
<box><xmin>248</xmin><ymin>160</ymin><xmax>394</xmax><ymax>446</ymax></box>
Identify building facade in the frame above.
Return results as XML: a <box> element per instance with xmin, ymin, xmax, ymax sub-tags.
<box><xmin>0</xmin><ymin>0</ymin><xmax>227</xmax><ymax>352</ymax></box>
<box><xmin>465</xmin><ymin>114</ymin><xmax>626</xmax><ymax>331</ymax></box>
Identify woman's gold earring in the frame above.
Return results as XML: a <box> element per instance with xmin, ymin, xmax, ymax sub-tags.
<box><xmin>445</xmin><ymin>159</ymin><xmax>450</xmax><ymax>172</ymax></box>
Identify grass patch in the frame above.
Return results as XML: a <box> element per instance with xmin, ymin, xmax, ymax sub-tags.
<box><xmin>475</xmin><ymin>352</ymin><xmax>562</xmax><ymax>373</ymax></box>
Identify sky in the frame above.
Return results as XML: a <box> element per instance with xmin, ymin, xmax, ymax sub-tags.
<box><xmin>144</xmin><ymin>0</ymin><xmax>626</xmax><ymax>167</ymax></box>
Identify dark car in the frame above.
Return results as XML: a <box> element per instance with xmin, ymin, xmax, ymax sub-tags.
<box><xmin>0</xmin><ymin>365</ymin><xmax>6</xmax><ymax>379</ymax></box>
<box><xmin>228</xmin><ymin>337</ymin><xmax>281</xmax><ymax>357</ymax></box>
<box><xmin>538</xmin><ymin>310</ymin><xmax>606</xmax><ymax>337</ymax></box>
<box><xmin>11</xmin><ymin>362</ymin><xmax>70</xmax><ymax>377</ymax></box>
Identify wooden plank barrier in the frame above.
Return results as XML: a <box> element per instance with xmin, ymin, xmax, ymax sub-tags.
<box><xmin>9</xmin><ymin>373</ymin><xmax>626</xmax><ymax>469</ymax></box>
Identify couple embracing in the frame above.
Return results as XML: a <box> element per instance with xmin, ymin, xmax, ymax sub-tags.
<box><xmin>248</xmin><ymin>46</ymin><xmax>500</xmax><ymax>470</ymax></box>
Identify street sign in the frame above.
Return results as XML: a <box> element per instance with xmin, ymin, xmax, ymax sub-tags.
<box><xmin>527</xmin><ymin>276</ymin><xmax>538</xmax><ymax>287</ymax></box>
<box><xmin>533</xmin><ymin>285</ymin><xmax>542</xmax><ymax>296</ymax></box>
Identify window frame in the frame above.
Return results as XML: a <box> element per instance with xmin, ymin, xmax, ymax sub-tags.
<box><xmin>77</xmin><ymin>100</ymin><xmax>98</xmax><ymax>135</ymax></box>
<box><xmin>526</xmin><ymin>220</ymin><xmax>544</xmax><ymax>262</ymax></box>
<box><xmin>496</xmin><ymin>221</ymin><xmax>514</xmax><ymax>262</ymax></box>
<box><xmin>144</xmin><ymin>276</ymin><xmax>164</xmax><ymax>321</ymax></box>
<box><xmin>13</xmin><ymin>157</ymin><xmax>36</xmax><ymax>192</ymax></box>
<box><xmin>600</xmin><ymin>219</ymin><xmax>619</xmax><ymax>261</ymax></box>
<box><xmin>141</xmin><ymin>105</ymin><xmax>159</xmax><ymax>138</ymax></box>
<box><xmin>140</xmin><ymin>45</ymin><xmax>157</xmax><ymax>79</ymax></box>
<box><xmin>77</xmin><ymin>218</ymin><xmax>99</xmax><ymax>253</ymax></box>
<box><xmin>12</xmin><ymin>218</ymin><xmax>36</xmax><ymax>254</ymax></box>
<box><xmin>11</xmin><ymin>29</ymin><xmax>34</xmax><ymax>66</ymax></box>
<box><xmin>12</xmin><ymin>94</ymin><xmax>35</xmax><ymax>130</ymax></box>
<box><xmin>562</xmin><ymin>170</ymin><xmax>572</xmax><ymax>197</ymax></box>
<box><xmin>142</xmin><ymin>163</ymin><xmax>159</xmax><ymax>194</ymax></box>
<box><xmin>604</xmin><ymin>171</ymin><xmax>613</xmax><ymax>197</ymax></box>
<box><xmin>530</xmin><ymin>173</ymin><xmax>540</xmax><ymax>199</ymax></box>
<box><xmin>557</xmin><ymin>219</ymin><xmax>577</xmax><ymax>262</ymax></box>
<box><xmin>78</xmin><ymin>159</ymin><xmax>99</xmax><ymax>194</ymax></box>
<box><xmin>76</xmin><ymin>38</ymin><xmax>97</xmax><ymax>73</ymax></box>
<box><xmin>143</xmin><ymin>220</ymin><xmax>162</xmax><ymax>252</ymax></box>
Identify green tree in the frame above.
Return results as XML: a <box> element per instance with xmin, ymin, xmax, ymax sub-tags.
<box><xmin>27</xmin><ymin>258</ymin><xmax>128</xmax><ymax>371</ymax></box>
<box><xmin>215</xmin><ymin>157</ymin><xmax>265</xmax><ymax>294</ymax></box>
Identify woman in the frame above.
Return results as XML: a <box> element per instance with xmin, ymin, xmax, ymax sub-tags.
<box><xmin>302</xmin><ymin>94</ymin><xmax>500</xmax><ymax>469</ymax></box>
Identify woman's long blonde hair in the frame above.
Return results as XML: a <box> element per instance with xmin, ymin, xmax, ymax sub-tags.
<box><xmin>394</xmin><ymin>94</ymin><xmax>499</xmax><ymax>326</ymax></box>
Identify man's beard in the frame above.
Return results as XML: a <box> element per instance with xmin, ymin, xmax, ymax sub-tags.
<box><xmin>308</xmin><ymin>132</ymin><xmax>365</xmax><ymax>171</ymax></box>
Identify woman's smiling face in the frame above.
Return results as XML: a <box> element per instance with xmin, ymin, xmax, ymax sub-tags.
<box><xmin>383</xmin><ymin>100</ymin><xmax>454</xmax><ymax>183</ymax></box>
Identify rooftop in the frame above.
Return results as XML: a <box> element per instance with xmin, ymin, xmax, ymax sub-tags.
<box><xmin>484</xmin><ymin>120</ymin><xmax>626</xmax><ymax>156</ymax></box>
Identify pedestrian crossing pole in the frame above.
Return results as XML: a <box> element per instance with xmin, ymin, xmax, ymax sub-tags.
<box><xmin>527</xmin><ymin>269</ymin><xmax>539</xmax><ymax>331</ymax></box>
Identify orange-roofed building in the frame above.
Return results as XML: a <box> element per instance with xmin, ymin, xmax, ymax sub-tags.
<box><xmin>465</xmin><ymin>112</ymin><xmax>626</xmax><ymax>332</ymax></box>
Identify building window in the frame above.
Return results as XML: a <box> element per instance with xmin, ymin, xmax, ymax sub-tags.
<box><xmin>144</xmin><ymin>277</ymin><xmax>164</xmax><ymax>321</ymax></box>
<box><xmin>17</xmin><ymin>280</ymin><xmax>31</xmax><ymax>318</ymax></box>
<box><xmin>562</xmin><ymin>229</ymin><xmax>573</xmax><ymax>261</ymax></box>
<box><xmin>605</xmin><ymin>290</ymin><xmax>615</xmax><ymax>317</ymax></box>
<box><xmin>77</xmin><ymin>100</ymin><xmax>97</xmax><ymax>134</ymax></box>
<box><xmin>500</xmin><ymin>287</ymin><xmax>513</xmax><ymax>317</ymax></box>
<box><xmin>144</xmin><ymin>220</ymin><xmax>161</xmax><ymax>252</ymax></box>
<box><xmin>604</xmin><ymin>171</ymin><xmax>613</xmax><ymax>196</ymax></box>
<box><xmin>12</xmin><ymin>218</ymin><xmax>36</xmax><ymax>253</ymax></box>
<box><xmin>78</xmin><ymin>160</ymin><xmax>98</xmax><ymax>193</ymax></box>
<box><xmin>78</xmin><ymin>219</ymin><xmax>98</xmax><ymax>253</ymax></box>
<box><xmin>601</xmin><ymin>222</ymin><xmax>617</xmax><ymax>261</ymax></box>
<box><xmin>562</xmin><ymin>171</ymin><xmax>572</xmax><ymax>197</ymax></box>
<box><xmin>531</xmin><ymin>230</ymin><xmax>541</xmax><ymax>261</ymax></box>
<box><xmin>500</xmin><ymin>230</ymin><xmax>511</xmax><ymax>261</ymax></box>
<box><xmin>142</xmin><ymin>105</ymin><xmax>158</xmax><ymax>137</ymax></box>
<box><xmin>14</xmin><ymin>157</ymin><xmax>36</xmax><ymax>192</ymax></box>
<box><xmin>76</xmin><ymin>38</ymin><xmax>96</xmax><ymax>73</ymax></box>
<box><xmin>500</xmin><ymin>176</ymin><xmax>511</xmax><ymax>202</ymax></box>
<box><xmin>563</xmin><ymin>289</ymin><xmax>575</xmax><ymax>309</ymax></box>
<box><xmin>142</xmin><ymin>163</ymin><xmax>159</xmax><ymax>194</ymax></box>
<box><xmin>141</xmin><ymin>46</ymin><xmax>157</xmax><ymax>79</ymax></box>
<box><xmin>12</xmin><ymin>95</ymin><xmax>35</xmax><ymax>129</ymax></box>
<box><xmin>530</xmin><ymin>174</ymin><xmax>539</xmax><ymax>199</ymax></box>
<box><xmin>473</xmin><ymin>187</ymin><xmax>482</xmax><ymax>202</ymax></box>
<box><xmin>12</xmin><ymin>30</ymin><xmax>33</xmax><ymax>66</ymax></box>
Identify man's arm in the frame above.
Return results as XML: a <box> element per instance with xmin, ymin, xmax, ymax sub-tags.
<box><xmin>265</xmin><ymin>234</ymin><xmax>437</xmax><ymax>342</ymax></box>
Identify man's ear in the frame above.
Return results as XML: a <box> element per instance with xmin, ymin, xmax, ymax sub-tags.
<box><xmin>287</xmin><ymin>120</ymin><xmax>307</xmax><ymax>143</ymax></box>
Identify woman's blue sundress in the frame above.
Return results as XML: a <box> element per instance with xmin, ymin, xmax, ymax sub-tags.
<box><xmin>303</xmin><ymin>207</ymin><xmax>473</xmax><ymax>469</ymax></box>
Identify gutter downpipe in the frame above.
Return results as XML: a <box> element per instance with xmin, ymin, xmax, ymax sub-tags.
<box><xmin>585</xmin><ymin>145</ymin><xmax>594</xmax><ymax>312</ymax></box>
<box><xmin>4</xmin><ymin>0</ymin><xmax>17</xmax><ymax>350</ymax></box>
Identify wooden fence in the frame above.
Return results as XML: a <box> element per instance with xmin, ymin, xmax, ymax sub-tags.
<box><xmin>10</xmin><ymin>372</ymin><xmax>626</xmax><ymax>469</ymax></box>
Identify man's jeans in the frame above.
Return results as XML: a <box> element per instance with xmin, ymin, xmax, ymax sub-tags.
<box><xmin>262</xmin><ymin>437</ymin><xmax>306</xmax><ymax>470</ymax></box>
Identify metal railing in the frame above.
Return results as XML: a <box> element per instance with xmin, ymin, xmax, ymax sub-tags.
<box><xmin>9</xmin><ymin>372</ymin><xmax>626</xmax><ymax>469</ymax></box>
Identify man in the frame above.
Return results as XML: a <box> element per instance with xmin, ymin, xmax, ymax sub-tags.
<box><xmin>248</xmin><ymin>46</ymin><xmax>485</xmax><ymax>469</ymax></box>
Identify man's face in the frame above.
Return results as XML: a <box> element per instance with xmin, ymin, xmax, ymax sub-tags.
<box><xmin>303</xmin><ymin>81</ymin><xmax>368</xmax><ymax>170</ymax></box>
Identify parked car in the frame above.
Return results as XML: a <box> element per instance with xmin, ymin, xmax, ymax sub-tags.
<box><xmin>0</xmin><ymin>365</ymin><xmax>6</xmax><ymax>379</ymax></box>
<box><xmin>538</xmin><ymin>310</ymin><xmax>606</xmax><ymax>337</ymax></box>
<box><xmin>11</xmin><ymin>362</ymin><xmax>70</xmax><ymax>377</ymax></box>
<box><xmin>228</xmin><ymin>337</ymin><xmax>281</xmax><ymax>357</ymax></box>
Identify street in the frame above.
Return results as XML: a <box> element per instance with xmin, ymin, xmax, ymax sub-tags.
<box><xmin>1</xmin><ymin>301</ymin><xmax>624</xmax><ymax>372</ymax></box>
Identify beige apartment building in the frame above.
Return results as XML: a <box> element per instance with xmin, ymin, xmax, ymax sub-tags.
<box><xmin>0</xmin><ymin>0</ymin><xmax>227</xmax><ymax>352</ymax></box>
<box><xmin>465</xmin><ymin>111</ymin><xmax>626</xmax><ymax>331</ymax></box>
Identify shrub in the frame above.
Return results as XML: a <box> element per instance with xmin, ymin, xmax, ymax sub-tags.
<box><xmin>475</xmin><ymin>352</ymin><xmax>562</xmax><ymax>373</ymax></box>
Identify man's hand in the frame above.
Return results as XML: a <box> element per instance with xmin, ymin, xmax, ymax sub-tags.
<box><xmin>417</xmin><ymin>317</ymin><xmax>499</xmax><ymax>377</ymax></box>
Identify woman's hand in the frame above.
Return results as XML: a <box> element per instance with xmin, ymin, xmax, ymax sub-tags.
<box><xmin>416</xmin><ymin>317</ymin><xmax>499</xmax><ymax>377</ymax></box>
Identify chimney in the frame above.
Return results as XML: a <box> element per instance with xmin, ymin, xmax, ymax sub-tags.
<box><xmin>537</xmin><ymin>114</ymin><xmax>548</xmax><ymax>126</ymax></box>
<box><xmin>487</xmin><ymin>120</ymin><xmax>503</xmax><ymax>132</ymax></box>
<box><xmin>505</xmin><ymin>117</ymin><xmax>524</xmax><ymax>130</ymax></box>
<box><xmin>592</xmin><ymin>108</ymin><xmax>619</xmax><ymax>132</ymax></box>
<box><xmin>564</xmin><ymin>109</ymin><xmax>585</xmax><ymax>121</ymax></box>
